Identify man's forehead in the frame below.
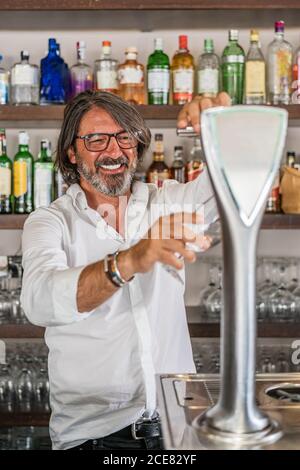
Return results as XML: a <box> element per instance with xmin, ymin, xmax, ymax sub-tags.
<box><xmin>79</xmin><ymin>107</ymin><xmax>123</xmax><ymax>134</ymax></box>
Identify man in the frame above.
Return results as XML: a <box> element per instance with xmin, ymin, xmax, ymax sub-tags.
<box><xmin>21</xmin><ymin>90</ymin><xmax>229</xmax><ymax>451</ymax></box>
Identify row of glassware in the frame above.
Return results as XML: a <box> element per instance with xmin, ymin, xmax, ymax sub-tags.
<box><xmin>0</xmin><ymin>344</ymin><xmax>49</xmax><ymax>414</ymax></box>
<box><xmin>199</xmin><ymin>257</ymin><xmax>300</xmax><ymax>323</ymax></box>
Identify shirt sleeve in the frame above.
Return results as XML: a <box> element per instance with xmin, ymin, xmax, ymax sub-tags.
<box><xmin>20</xmin><ymin>208</ymin><xmax>93</xmax><ymax>327</ymax></box>
<box><xmin>156</xmin><ymin>168</ymin><xmax>217</xmax><ymax>219</ymax></box>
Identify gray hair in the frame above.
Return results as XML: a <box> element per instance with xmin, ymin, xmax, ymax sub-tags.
<box><xmin>55</xmin><ymin>90</ymin><xmax>151</xmax><ymax>185</ymax></box>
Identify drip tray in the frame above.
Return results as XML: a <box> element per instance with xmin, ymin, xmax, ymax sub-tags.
<box><xmin>156</xmin><ymin>373</ymin><xmax>300</xmax><ymax>450</ymax></box>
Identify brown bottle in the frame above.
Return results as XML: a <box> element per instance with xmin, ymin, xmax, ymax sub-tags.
<box><xmin>185</xmin><ymin>137</ymin><xmax>205</xmax><ymax>182</ymax></box>
<box><xmin>147</xmin><ymin>134</ymin><xmax>170</xmax><ymax>188</ymax></box>
<box><xmin>170</xmin><ymin>146</ymin><xmax>185</xmax><ymax>183</ymax></box>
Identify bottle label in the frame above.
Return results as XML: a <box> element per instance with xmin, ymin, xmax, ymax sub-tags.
<box><xmin>198</xmin><ymin>68</ymin><xmax>219</xmax><ymax>95</ymax></box>
<box><xmin>245</xmin><ymin>61</ymin><xmax>266</xmax><ymax>95</ymax></box>
<box><xmin>13</xmin><ymin>161</ymin><xmax>27</xmax><ymax>197</ymax></box>
<box><xmin>96</xmin><ymin>70</ymin><xmax>118</xmax><ymax>90</ymax></box>
<box><xmin>11</xmin><ymin>64</ymin><xmax>35</xmax><ymax>86</ymax></box>
<box><xmin>173</xmin><ymin>68</ymin><xmax>194</xmax><ymax>93</ymax></box>
<box><xmin>148</xmin><ymin>170</ymin><xmax>169</xmax><ymax>188</ymax></box>
<box><xmin>0</xmin><ymin>74</ymin><xmax>9</xmax><ymax>104</ymax></box>
<box><xmin>34</xmin><ymin>168</ymin><xmax>52</xmax><ymax>207</ymax></box>
<box><xmin>186</xmin><ymin>161</ymin><xmax>205</xmax><ymax>182</ymax></box>
<box><xmin>0</xmin><ymin>167</ymin><xmax>11</xmax><ymax>195</ymax></box>
<box><xmin>222</xmin><ymin>55</ymin><xmax>245</xmax><ymax>64</ymax></box>
<box><xmin>269</xmin><ymin>50</ymin><xmax>292</xmax><ymax>95</ymax></box>
<box><xmin>118</xmin><ymin>67</ymin><xmax>143</xmax><ymax>85</ymax></box>
<box><xmin>148</xmin><ymin>68</ymin><xmax>170</xmax><ymax>93</ymax></box>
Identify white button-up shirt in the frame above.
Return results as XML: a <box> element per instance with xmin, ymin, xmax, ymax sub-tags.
<box><xmin>21</xmin><ymin>171</ymin><xmax>214</xmax><ymax>450</ymax></box>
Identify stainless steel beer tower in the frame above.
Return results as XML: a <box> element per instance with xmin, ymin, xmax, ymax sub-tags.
<box><xmin>194</xmin><ymin>106</ymin><xmax>288</xmax><ymax>447</ymax></box>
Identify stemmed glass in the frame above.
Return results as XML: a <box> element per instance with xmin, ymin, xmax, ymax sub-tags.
<box><xmin>268</xmin><ymin>263</ymin><xmax>297</xmax><ymax>322</ymax></box>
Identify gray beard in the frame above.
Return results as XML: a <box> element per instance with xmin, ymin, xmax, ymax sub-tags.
<box><xmin>76</xmin><ymin>153</ymin><xmax>137</xmax><ymax>197</ymax></box>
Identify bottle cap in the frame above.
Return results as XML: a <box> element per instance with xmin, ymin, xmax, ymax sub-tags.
<box><xmin>250</xmin><ymin>29</ymin><xmax>259</xmax><ymax>42</ymax></box>
<box><xmin>41</xmin><ymin>139</ymin><xmax>48</xmax><ymax>150</ymax></box>
<box><xmin>49</xmin><ymin>38</ymin><xmax>57</xmax><ymax>48</ymax></box>
<box><xmin>287</xmin><ymin>151</ymin><xmax>296</xmax><ymax>156</ymax></box>
<box><xmin>174</xmin><ymin>146</ymin><xmax>183</xmax><ymax>151</ymax></box>
<box><xmin>275</xmin><ymin>20</ymin><xmax>285</xmax><ymax>32</ymax></box>
<box><xmin>102</xmin><ymin>40</ymin><xmax>111</xmax><ymax>47</ymax></box>
<box><xmin>77</xmin><ymin>41</ymin><xmax>86</xmax><ymax>49</ymax></box>
<box><xmin>19</xmin><ymin>131</ymin><xmax>29</xmax><ymax>146</ymax></box>
<box><xmin>126</xmin><ymin>46</ymin><xmax>138</xmax><ymax>54</ymax></box>
<box><xmin>204</xmin><ymin>38</ymin><xmax>214</xmax><ymax>53</ymax></box>
<box><xmin>154</xmin><ymin>38</ymin><xmax>163</xmax><ymax>50</ymax></box>
<box><xmin>179</xmin><ymin>35</ymin><xmax>188</xmax><ymax>50</ymax></box>
<box><xmin>21</xmin><ymin>50</ymin><xmax>29</xmax><ymax>60</ymax></box>
<box><xmin>229</xmin><ymin>30</ymin><xmax>239</xmax><ymax>41</ymax></box>
<box><xmin>155</xmin><ymin>133</ymin><xmax>163</xmax><ymax>141</ymax></box>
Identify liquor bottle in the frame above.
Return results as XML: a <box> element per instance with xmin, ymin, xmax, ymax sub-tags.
<box><xmin>221</xmin><ymin>30</ymin><xmax>245</xmax><ymax>105</ymax></box>
<box><xmin>286</xmin><ymin>151</ymin><xmax>296</xmax><ymax>167</ymax></box>
<box><xmin>170</xmin><ymin>146</ymin><xmax>185</xmax><ymax>183</ymax></box>
<box><xmin>267</xmin><ymin>21</ymin><xmax>292</xmax><ymax>105</ymax></box>
<box><xmin>70</xmin><ymin>41</ymin><xmax>93</xmax><ymax>99</ymax></box>
<box><xmin>185</xmin><ymin>138</ymin><xmax>205</xmax><ymax>182</ymax></box>
<box><xmin>118</xmin><ymin>47</ymin><xmax>145</xmax><ymax>104</ymax></box>
<box><xmin>40</xmin><ymin>38</ymin><xmax>68</xmax><ymax>105</ymax></box>
<box><xmin>147</xmin><ymin>134</ymin><xmax>170</xmax><ymax>188</ymax></box>
<box><xmin>197</xmin><ymin>39</ymin><xmax>220</xmax><ymax>98</ymax></box>
<box><xmin>94</xmin><ymin>41</ymin><xmax>119</xmax><ymax>94</ymax></box>
<box><xmin>34</xmin><ymin>139</ymin><xmax>54</xmax><ymax>209</ymax></box>
<box><xmin>0</xmin><ymin>55</ymin><xmax>9</xmax><ymax>105</ymax></box>
<box><xmin>13</xmin><ymin>131</ymin><xmax>33</xmax><ymax>214</ymax></box>
<box><xmin>245</xmin><ymin>30</ymin><xmax>266</xmax><ymax>104</ymax></box>
<box><xmin>171</xmin><ymin>35</ymin><xmax>195</xmax><ymax>105</ymax></box>
<box><xmin>133</xmin><ymin>160</ymin><xmax>147</xmax><ymax>183</ymax></box>
<box><xmin>10</xmin><ymin>51</ymin><xmax>39</xmax><ymax>105</ymax></box>
<box><xmin>147</xmin><ymin>38</ymin><xmax>170</xmax><ymax>105</ymax></box>
<box><xmin>292</xmin><ymin>44</ymin><xmax>300</xmax><ymax>104</ymax></box>
<box><xmin>0</xmin><ymin>129</ymin><xmax>12</xmax><ymax>214</ymax></box>
<box><xmin>57</xmin><ymin>42</ymin><xmax>71</xmax><ymax>101</ymax></box>
<box><xmin>266</xmin><ymin>171</ymin><xmax>281</xmax><ymax>213</ymax></box>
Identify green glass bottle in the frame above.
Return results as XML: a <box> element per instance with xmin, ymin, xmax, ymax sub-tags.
<box><xmin>13</xmin><ymin>131</ymin><xmax>33</xmax><ymax>214</ymax></box>
<box><xmin>221</xmin><ymin>29</ymin><xmax>245</xmax><ymax>104</ymax></box>
<box><xmin>34</xmin><ymin>139</ymin><xmax>54</xmax><ymax>209</ymax></box>
<box><xmin>0</xmin><ymin>129</ymin><xmax>12</xmax><ymax>214</ymax></box>
<box><xmin>147</xmin><ymin>38</ymin><xmax>170</xmax><ymax>105</ymax></box>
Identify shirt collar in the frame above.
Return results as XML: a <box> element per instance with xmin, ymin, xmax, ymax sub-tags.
<box><xmin>66</xmin><ymin>184</ymin><xmax>88</xmax><ymax>211</ymax></box>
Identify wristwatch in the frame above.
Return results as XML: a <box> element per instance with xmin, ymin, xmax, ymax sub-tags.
<box><xmin>104</xmin><ymin>251</ymin><xmax>134</xmax><ymax>288</ymax></box>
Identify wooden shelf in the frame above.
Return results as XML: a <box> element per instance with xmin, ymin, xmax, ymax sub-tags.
<box><xmin>188</xmin><ymin>323</ymin><xmax>300</xmax><ymax>338</ymax></box>
<box><xmin>1</xmin><ymin>323</ymin><xmax>299</xmax><ymax>339</ymax></box>
<box><xmin>1</xmin><ymin>0</ymin><xmax>300</xmax><ymax>11</ymax></box>
<box><xmin>0</xmin><ymin>412</ymin><xmax>49</xmax><ymax>427</ymax></box>
<box><xmin>0</xmin><ymin>324</ymin><xmax>44</xmax><ymax>338</ymax></box>
<box><xmin>1</xmin><ymin>213</ymin><xmax>300</xmax><ymax>230</ymax></box>
<box><xmin>0</xmin><ymin>105</ymin><xmax>300</xmax><ymax>122</ymax></box>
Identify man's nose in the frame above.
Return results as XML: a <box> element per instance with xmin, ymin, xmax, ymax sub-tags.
<box><xmin>106</xmin><ymin>135</ymin><xmax>121</xmax><ymax>155</ymax></box>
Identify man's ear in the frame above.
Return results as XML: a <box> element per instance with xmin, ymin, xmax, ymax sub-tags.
<box><xmin>67</xmin><ymin>146</ymin><xmax>76</xmax><ymax>165</ymax></box>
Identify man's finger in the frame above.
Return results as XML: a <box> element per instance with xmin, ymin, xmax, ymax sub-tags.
<box><xmin>216</xmin><ymin>91</ymin><xmax>232</xmax><ymax>107</ymax></box>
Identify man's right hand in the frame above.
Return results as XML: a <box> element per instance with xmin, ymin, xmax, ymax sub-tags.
<box><xmin>118</xmin><ymin>212</ymin><xmax>211</xmax><ymax>277</ymax></box>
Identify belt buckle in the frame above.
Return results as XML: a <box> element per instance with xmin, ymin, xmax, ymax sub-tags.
<box><xmin>131</xmin><ymin>414</ymin><xmax>160</xmax><ymax>440</ymax></box>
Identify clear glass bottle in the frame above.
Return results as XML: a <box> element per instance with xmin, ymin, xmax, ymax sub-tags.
<box><xmin>118</xmin><ymin>47</ymin><xmax>145</xmax><ymax>105</ymax></box>
<box><xmin>197</xmin><ymin>38</ymin><xmax>220</xmax><ymax>98</ymax></box>
<box><xmin>13</xmin><ymin>131</ymin><xmax>33</xmax><ymax>214</ymax></box>
<box><xmin>70</xmin><ymin>41</ymin><xmax>93</xmax><ymax>99</ymax></box>
<box><xmin>267</xmin><ymin>21</ymin><xmax>292</xmax><ymax>105</ymax></box>
<box><xmin>34</xmin><ymin>139</ymin><xmax>54</xmax><ymax>209</ymax></box>
<box><xmin>185</xmin><ymin>137</ymin><xmax>205</xmax><ymax>182</ymax></box>
<box><xmin>171</xmin><ymin>35</ymin><xmax>195</xmax><ymax>105</ymax></box>
<box><xmin>245</xmin><ymin>30</ymin><xmax>266</xmax><ymax>104</ymax></box>
<box><xmin>0</xmin><ymin>55</ymin><xmax>9</xmax><ymax>105</ymax></box>
<box><xmin>147</xmin><ymin>38</ymin><xmax>170</xmax><ymax>105</ymax></box>
<box><xmin>40</xmin><ymin>38</ymin><xmax>67</xmax><ymax>105</ymax></box>
<box><xmin>0</xmin><ymin>129</ymin><xmax>12</xmax><ymax>214</ymax></box>
<box><xmin>147</xmin><ymin>134</ymin><xmax>170</xmax><ymax>188</ymax></box>
<box><xmin>221</xmin><ymin>29</ymin><xmax>245</xmax><ymax>105</ymax></box>
<box><xmin>94</xmin><ymin>41</ymin><xmax>119</xmax><ymax>94</ymax></box>
<box><xmin>10</xmin><ymin>51</ymin><xmax>39</xmax><ymax>105</ymax></box>
<box><xmin>170</xmin><ymin>146</ymin><xmax>185</xmax><ymax>183</ymax></box>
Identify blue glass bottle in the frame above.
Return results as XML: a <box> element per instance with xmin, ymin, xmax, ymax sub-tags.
<box><xmin>40</xmin><ymin>38</ymin><xmax>68</xmax><ymax>104</ymax></box>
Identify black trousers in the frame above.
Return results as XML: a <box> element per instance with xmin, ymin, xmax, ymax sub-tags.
<box><xmin>67</xmin><ymin>424</ymin><xmax>163</xmax><ymax>450</ymax></box>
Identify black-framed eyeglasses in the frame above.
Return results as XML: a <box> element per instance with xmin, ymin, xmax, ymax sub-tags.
<box><xmin>75</xmin><ymin>130</ymin><xmax>138</xmax><ymax>152</ymax></box>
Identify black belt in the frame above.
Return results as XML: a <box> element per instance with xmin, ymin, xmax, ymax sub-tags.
<box><xmin>69</xmin><ymin>417</ymin><xmax>161</xmax><ymax>450</ymax></box>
